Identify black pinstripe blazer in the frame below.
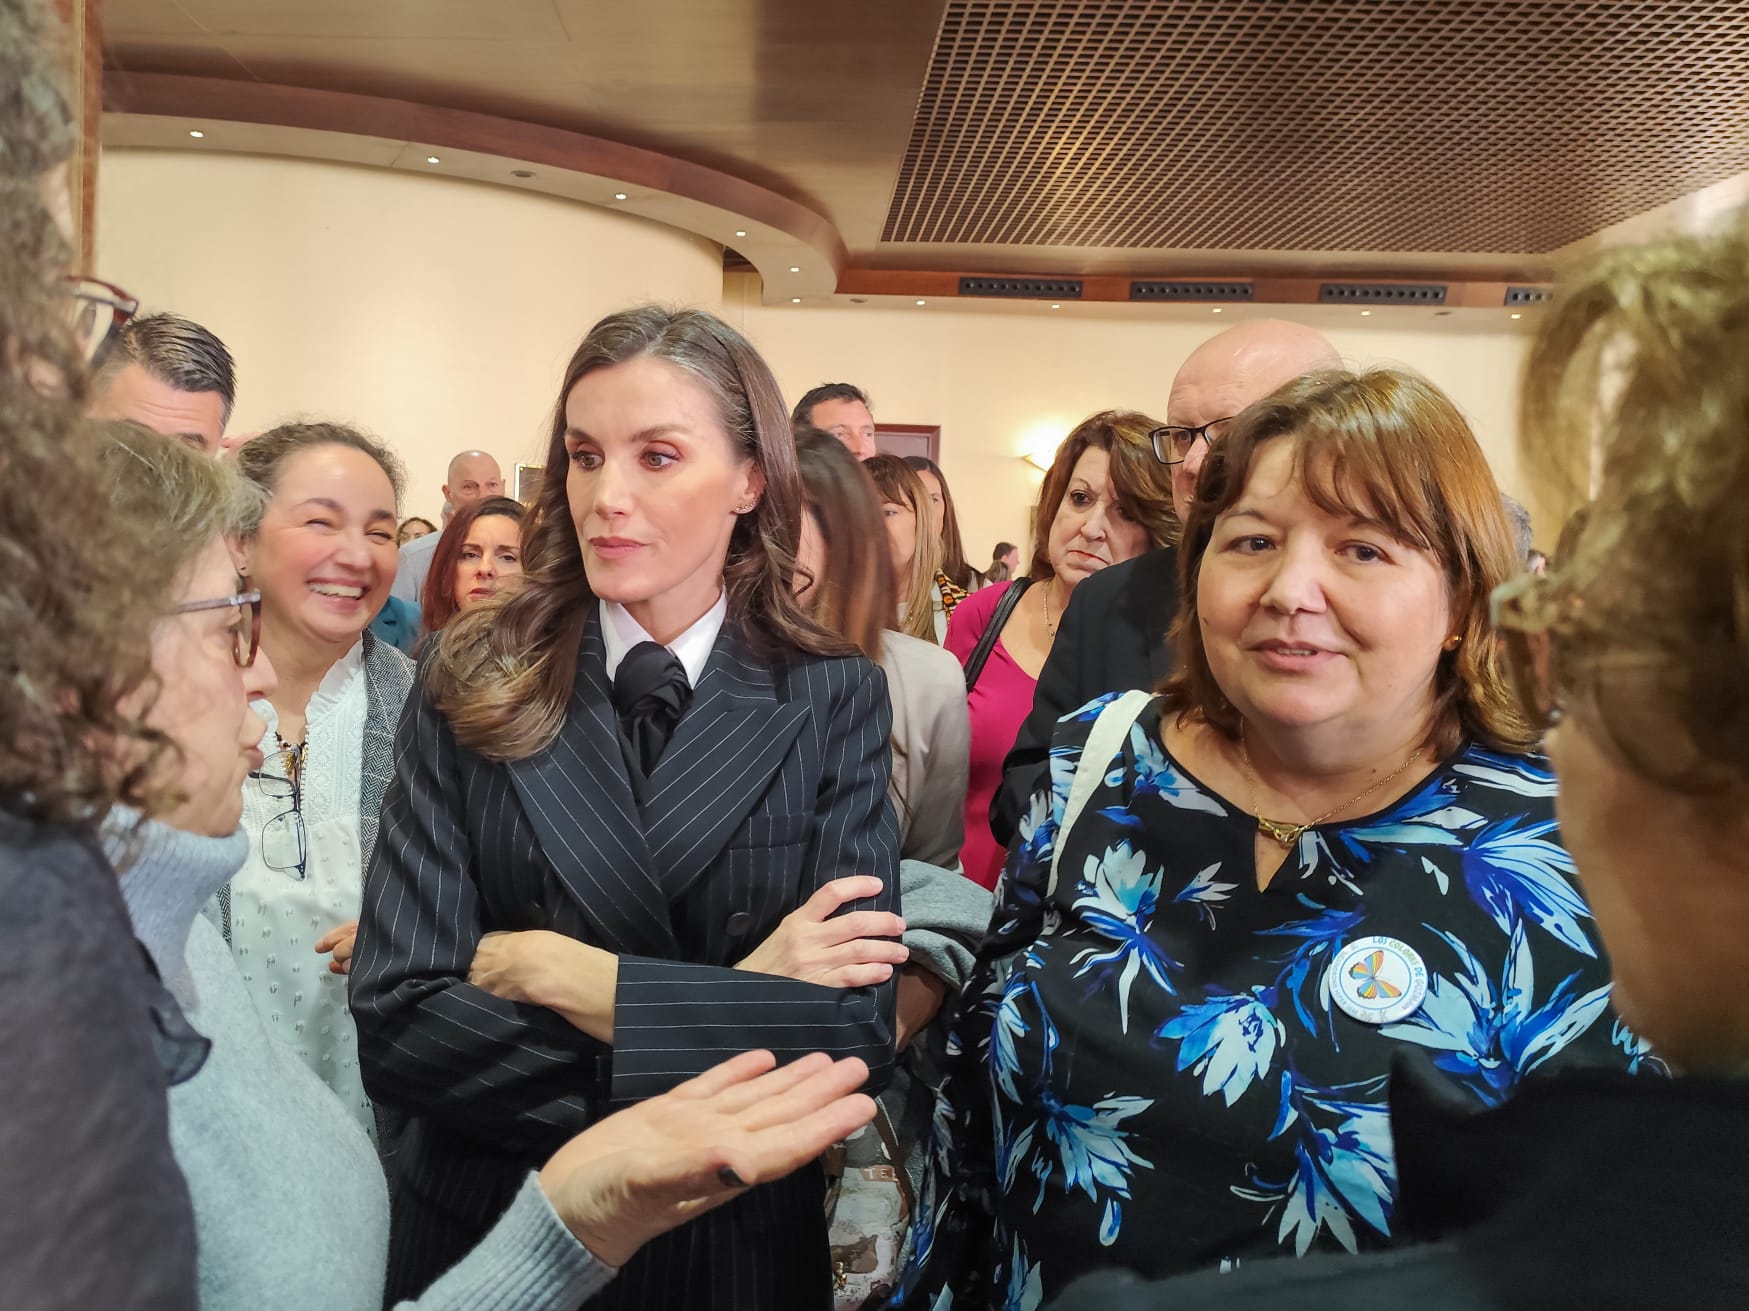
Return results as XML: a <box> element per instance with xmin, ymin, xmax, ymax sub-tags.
<box><xmin>349</xmin><ymin>614</ymin><xmax>900</xmax><ymax>1311</ymax></box>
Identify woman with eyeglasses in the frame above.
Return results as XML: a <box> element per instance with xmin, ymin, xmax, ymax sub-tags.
<box><xmin>218</xmin><ymin>421</ymin><xmax>415</xmax><ymax>1139</ymax></box>
<box><xmin>88</xmin><ymin>422</ymin><xmax>879</xmax><ymax>1311</ymax></box>
<box><xmin>895</xmin><ymin>371</ymin><xmax>1648</xmax><ymax>1310</ymax></box>
<box><xmin>942</xmin><ymin>411</ymin><xmax>1176</xmax><ymax>888</ymax></box>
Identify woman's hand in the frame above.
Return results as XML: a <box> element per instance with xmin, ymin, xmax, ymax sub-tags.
<box><xmin>540</xmin><ymin>1050</ymin><xmax>875</xmax><ymax>1268</ymax></box>
<box><xmin>469</xmin><ymin>929</ymin><xmax>587</xmax><ymax>1006</ymax></box>
<box><xmin>895</xmin><ymin>965</ymin><xmax>950</xmax><ymax>1051</ymax></box>
<box><xmin>314</xmin><ymin>920</ymin><xmax>359</xmax><ymax>976</ymax></box>
<box><xmin>469</xmin><ymin>930</ymin><xmax>618</xmax><ymax>1043</ymax></box>
<box><xmin>735</xmin><ymin>877</ymin><xmax>907</xmax><ymax>988</ymax></box>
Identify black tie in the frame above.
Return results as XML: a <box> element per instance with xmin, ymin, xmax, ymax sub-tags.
<box><xmin>611</xmin><ymin>641</ymin><xmax>692</xmax><ymax>803</ymax></box>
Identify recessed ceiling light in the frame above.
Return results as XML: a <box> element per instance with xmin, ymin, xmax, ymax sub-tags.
<box><xmin>790</xmin><ymin>298</ymin><xmax>801</xmax><ymax>304</ymax></box>
<box><xmin>1051</xmin><ymin>303</ymin><xmax>1061</xmax><ymax>310</ymax></box>
<box><xmin>188</xmin><ymin>129</ymin><xmax>205</xmax><ymax>139</ymax></box>
<box><xmin>1211</xmin><ymin>307</ymin><xmax>1223</xmax><ymax>313</ymax></box>
<box><xmin>734</xmin><ymin>230</ymin><xmax>747</xmax><ymax>238</ymax></box>
<box><xmin>426</xmin><ymin>155</ymin><xmax>440</xmax><ymax>164</ymax></box>
<box><xmin>613</xmin><ymin>192</ymin><xmax>628</xmax><ymax>201</ymax></box>
<box><xmin>1360</xmin><ymin>309</ymin><xmax>1372</xmax><ymax>317</ymax></box>
<box><xmin>511</xmin><ymin>169</ymin><xmax>534</xmax><ymax>179</ymax></box>
<box><xmin>915</xmin><ymin>299</ymin><xmax>926</xmax><ymax>306</ymax></box>
<box><xmin>789</xmin><ymin>266</ymin><xmax>801</xmax><ymax>273</ymax></box>
<box><xmin>1510</xmin><ymin>312</ymin><xmax>1522</xmax><ymax>320</ymax></box>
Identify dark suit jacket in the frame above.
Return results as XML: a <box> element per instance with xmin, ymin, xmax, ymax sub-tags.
<box><xmin>349</xmin><ymin>616</ymin><xmax>900</xmax><ymax>1311</ymax></box>
<box><xmin>990</xmin><ymin>545</ymin><xmax>1178</xmax><ymax>846</ymax></box>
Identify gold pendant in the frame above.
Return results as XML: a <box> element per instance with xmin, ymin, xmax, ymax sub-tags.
<box><xmin>1257</xmin><ymin>817</ymin><xmax>1308</xmax><ymax>848</ymax></box>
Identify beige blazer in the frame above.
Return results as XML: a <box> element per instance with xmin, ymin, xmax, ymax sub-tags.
<box><xmin>880</xmin><ymin>631</ymin><xmax>971</xmax><ymax>872</ymax></box>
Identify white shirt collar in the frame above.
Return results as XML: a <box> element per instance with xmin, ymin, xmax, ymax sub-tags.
<box><xmin>599</xmin><ymin>592</ymin><xmax>727</xmax><ymax>688</ymax></box>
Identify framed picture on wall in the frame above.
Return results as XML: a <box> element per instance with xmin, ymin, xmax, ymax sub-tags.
<box><xmin>515</xmin><ymin>463</ymin><xmax>544</xmax><ymax>504</ymax></box>
<box><xmin>873</xmin><ymin>424</ymin><xmax>940</xmax><ymax>461</ymax></box>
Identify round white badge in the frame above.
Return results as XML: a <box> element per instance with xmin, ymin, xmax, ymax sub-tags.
<box><xmin>1327</xmin><ymin>936</ymin><xmax>1428</xmax><ymax>1026</ymax></box>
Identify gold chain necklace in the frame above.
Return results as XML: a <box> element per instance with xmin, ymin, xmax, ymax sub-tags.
<box><xmin>1040</xmin><ymin>579</ymin><xmax>1058</xmax><ymax>637</ymax></box>
<box><xmin>1240</xmin><ymin>731</ymin><xmax>1424</xmax><ymax>849</ymax></box>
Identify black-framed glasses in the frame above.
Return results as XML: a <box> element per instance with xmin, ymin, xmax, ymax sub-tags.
<box><xmin>175</xmin><ymin>590</ymin><xmax>262</xmax><ymax>669</ymax></box>
<box><xmin>1148</xmin><ymin>417</ymin><xmax>1234</xmax><ymax>466</ymax></box>
<box><xmin>63</xmin><ymin>276</ymin><xmax>138</xmax><ymax>367</ymax></box>
<box><xmin>251</xmin><ymin>743</ymin><xmax>306</xmax><ymax>880</ymax></box>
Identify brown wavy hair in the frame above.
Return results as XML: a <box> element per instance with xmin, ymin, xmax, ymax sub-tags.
<box><xmin>431</xmin><ymin>306</ymin><xmax>854</xmax><ymax>761</ymax></box>
<box><xmin>1027</xmin><ymin>409</ymin><xmax>1176</xmax><ymax>581</ymax></box>
<box><xmin>0</xmin><ymin>0</ymin><xmax>175</xmax><ymax>826</ymax></box>
<box><xmin>1520</xmin><ymin>218</ymin><xmax>1749</xmax><ymax>791</ymax></box>
<box><xmin>864</xmin><ymin>454</ymin><xmax>940</xmax><ymax>642</ymax></box>
<box><xmin>795</xmin><ymin>428</ymin><xmax>896</xmax><ymax>658</ymax></box>
<box><xmin>1160</xmin><ymin>368</ymin><xmax>1536</xmax><ymax>759</ymax></box>
<box><xmin>420</xmin><ymin>495</ymin><xmax>526</xmax><ymax>635</ymax></box>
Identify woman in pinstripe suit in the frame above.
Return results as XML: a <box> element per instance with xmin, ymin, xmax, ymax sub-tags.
<box><xmin>351</xmin><ymin>307</ymin><xmax>905</xmax><ymax>1311</ymax></box>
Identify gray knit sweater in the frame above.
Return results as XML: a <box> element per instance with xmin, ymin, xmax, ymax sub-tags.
<box><xmin>110</xmin><ymin>814</ymin><xmax>613</xmax><ymax>1311</ymax></box>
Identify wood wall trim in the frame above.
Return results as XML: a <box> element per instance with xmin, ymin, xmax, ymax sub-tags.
<box><xmin>101</xmin><ymin>72</ymin><xmax>849</xmax><ymax>282</ymax></box>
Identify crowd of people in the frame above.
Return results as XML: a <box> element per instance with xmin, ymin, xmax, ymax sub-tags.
<box><xmin>8</xmin><ymin>1</ymin><xmax>1749</xmax><ymax>1309</ymax></box>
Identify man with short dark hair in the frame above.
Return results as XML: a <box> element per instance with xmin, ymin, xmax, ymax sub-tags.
<box><xmin>793</xmin><ymin>382</ymin><xmax>878</xmax><ymax>460</ymax></box>
<box><xmin>89</xmin><ymin>312</ymin><xmax>236</xmax><ymax>455</ymax></box>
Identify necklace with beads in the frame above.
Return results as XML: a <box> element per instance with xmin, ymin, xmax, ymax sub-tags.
<box><xmin>1239</xmin><ymin>730</ymin><xmax>1423</xmax><ymax>848</ymax></box>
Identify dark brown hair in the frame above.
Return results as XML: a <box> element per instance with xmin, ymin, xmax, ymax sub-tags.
<box><xmin>795</xmin><ymin>428</ymin><xmax>896</xmax><ymax>658</ymax></box>
<box><xmin>420</xmin><ymin>495</ymin><xmax>527</xmax><ymax>635</ymax></box>
<box><xmin>1160</xmin><ymin>368</ymin><xmax>1536</xmax><ymax>759</ymax></box>
<box><xmin>864</xmin><ymin>453</ymin><xmax>940</xmax><ymax>642</ymax></box>
<box><xmin>904</xmin><ymin>455</ymin><xmax>979</xmax><ymax>590</ymax></box>
<box><xmin>1027</xmin><ymin>409</ymin><xmax>1176</xmax><ymax>580</ymax></box>
<box><xmin>431</xmin><ymin>306</ymin><xmax>854</xmax><ymax>761</ymax></box>
<box><xmin>1520</xmin><ymin>218</ymin><xmax>1749</xmax><ymax>790</ymax></box>
<box><xmin>232</xmin><ymin>419</ymin><xmax>405</xmax><ymax>533</ymax></box>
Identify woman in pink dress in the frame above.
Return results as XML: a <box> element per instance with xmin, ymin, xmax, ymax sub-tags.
<box><xmin>944</xmin><ymin>411</ymin><xmax>1176</xmax><ymax>887</ymax></box>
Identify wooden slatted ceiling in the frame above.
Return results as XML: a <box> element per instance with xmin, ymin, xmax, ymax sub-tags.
<box><xmin>883</xmin><ymin>0</ymin><xmax>1749</xmax><ymax>253</ymax></box>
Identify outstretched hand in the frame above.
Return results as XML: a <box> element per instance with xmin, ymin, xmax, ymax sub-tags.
<box><xmin>539</xmin><ymin>1050</ymin><xmax>875</xmax><ymax>1267</ymax></box>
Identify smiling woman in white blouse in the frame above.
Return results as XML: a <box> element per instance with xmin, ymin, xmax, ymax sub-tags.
<box><xmin>220</xmin><ymin>421</ymin><xmax>415</xmax><ymax>1139</ymax></box>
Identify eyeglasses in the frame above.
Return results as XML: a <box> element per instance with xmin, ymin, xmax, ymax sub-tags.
<box><xmin>1147</xmin><ymin>417</ymin><xmax>1234</xmax><ymax>466</ymax></box>
<box><xmin>63</xmin><ymin>276</ymin><xmax>138</xmax><ymax>366</ymax></box>
<box><xmin>251</xmin><ymin>742</ymin><xmax>306</xmax><ymax>880</ymax></box>
<box><xmin>175</xmin><ymin>590</ymin><xmax>262</xmax><ymax>668</ymax></box>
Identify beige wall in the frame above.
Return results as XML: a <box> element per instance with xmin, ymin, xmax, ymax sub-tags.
<box><xmin>727</xmin><ymin>274</ymin><xmax>1538</xmax><ymax>563</ymax></box>
<box><xmin>98</xmin><ymin>149</ymin><xmax>1538</xmax><ymax>555</ymax></box>
<box><xmin>97</xmin><ymin>149</ymin><xmax>725</xmax><ymax>519</ymax></box>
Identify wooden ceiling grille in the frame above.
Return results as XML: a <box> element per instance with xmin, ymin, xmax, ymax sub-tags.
<box><xmin>883</xmin><ymin>0</ymin><xmax>1749</xmax><ymax>253</ymax></box>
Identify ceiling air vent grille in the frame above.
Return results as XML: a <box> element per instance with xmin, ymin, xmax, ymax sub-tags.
<box><xmin>885</xmin><ymin>1</ymin><xmax>1749</xmax><ymax>254</ymax></box>
<box><xmin>1319</xmin><ymin>283</ymin><xmax>1448</xmax><ymax>305</ymax></box>
<box><xmin>1130</xmin><ymin>280</ymin><xmax>1254</xmax><ymax>301</ymax></box>
<box><xmin>1505</xmin><ymin>285</ymin><xmax>1553</xmax><ymax>305</ymax></box>
<box><xmin>957</xmin><ymin>276</ymin><xmax>1083</xmax><ymax>299</ymax></box>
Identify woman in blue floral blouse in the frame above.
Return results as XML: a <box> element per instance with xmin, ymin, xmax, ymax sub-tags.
<box><xmin>892</xmin><ymin>367</ymin><xmax>1648</xmax><ymax>1310</ymax></box>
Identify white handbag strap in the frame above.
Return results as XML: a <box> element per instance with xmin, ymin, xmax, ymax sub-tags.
<box><xmin>1047</xmin><ymin>689</ymin><xmax>1154</xmax><ymax>898</ymax></box>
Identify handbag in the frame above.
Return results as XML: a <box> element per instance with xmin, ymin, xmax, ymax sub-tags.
<box><xmin>962</xmin><ymin>578</ymin><xmax>1033</xmax><ymax>693</ymax></box>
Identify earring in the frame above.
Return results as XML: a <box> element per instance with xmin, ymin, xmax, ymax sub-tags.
<box><xmin>735</xmin><ymin>502</ymin><xmax>758</xmax><ymax>515</ymax></box>
<box><xmin>1444</xmin><ymin>634</ymin><xmax>1462</xmax><ymax>650</ymax></box>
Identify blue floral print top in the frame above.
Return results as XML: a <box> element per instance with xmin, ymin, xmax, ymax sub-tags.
<box><xmin>892</xmin><ymin>695</ymin><xmax>1655</xmax><ymax>1310</ymax></box>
